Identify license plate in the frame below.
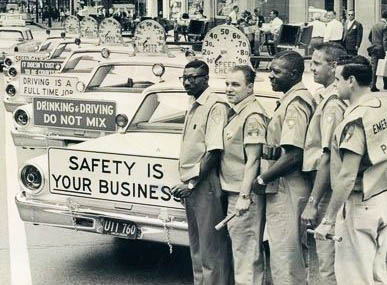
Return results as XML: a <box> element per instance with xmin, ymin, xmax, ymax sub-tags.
<box><xmin>102</xmin><ymin>218</ymin><xmax>137</xmax><ymax>239</ymax></box>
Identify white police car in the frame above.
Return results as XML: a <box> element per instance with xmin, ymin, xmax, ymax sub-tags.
<box><xmin>10</xmin><ymin>55</ymin><xmax>188</xmax><ymax>149</ymax></box>
<box><xmin>14</xmin><ymin>80</ymin><xmax>279</xmax><ymax>246</ymax></box>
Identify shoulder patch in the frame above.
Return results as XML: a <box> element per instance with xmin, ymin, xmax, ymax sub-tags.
<box><xmin>343</xmin><ymin>124</ymin><xmax>355</xmax><ymax>142</ymax></box>
<box><xmin>246</xmin><ymin>117</ymin><xmax>261</xmax><ymax>137</ymax></box>
<box><xmin>210</xmin><ymin>105</ymin><xmax>224</xmax><ymax>124</ymax></box>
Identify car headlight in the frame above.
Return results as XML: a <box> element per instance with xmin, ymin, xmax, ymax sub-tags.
<box><xmin>20</xmin><ymin>164</ymin><xmax>44</xmax><ymax>193</ymax></box>
<box><xmin>115</xmin><ymin>114</ymin><xmax>128</xmax><ymax>128</ymax></box>
<box><xmin>152</xmin><ymin>63</ymin><xmax>165</xmax><ymax>77</ymax></box>
<box><xmin>6</xmin><ymin>84</ymin><xmax>16</xmax><ymax>96</ymax></box>
<box><xmin>76</xmin><ymin>81</ymin><xmax>85</xmax><ymax>92</ymax></box>
<box><xmin>4</xmin><ymin>57</ymin><xmax>12</xmax><ymax>66</ymax></box>
<box><xmin>14</xmin><ymin>109</ymin><xmax>29</xmax><ymax>126</ymax></box>
<box><xmin>8</xmin><ymin>67</ymin><xmax>17</xmax><ymax>77</ymax></box>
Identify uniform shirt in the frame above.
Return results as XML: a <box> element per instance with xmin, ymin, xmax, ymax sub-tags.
<box><xmin>324</xmin><ymin>19</ymin><xmax>343</xmax><ymax>42</ymax></box>
<box><xmin>330</xmin><ymin>93</ymin><xmax>387</xmax><ymax>200</ymax></box>
<box><xmin>179</xmin><ymin>88</ymin><xmax>228</xmax><ymax>182</ymax></box>
<box><xmin>303</xmin><ymin>83</ymin><xmax>347</xmax><ymax>172</ymax></box>
<box><xmin>229</xmin><ymin>10</ymin><xmax>238</xmax><ymax>24</ymax></box>
<box><xmin>220</xmin><ymin>95</ymin><xmax>267</xmax><ymax>192</ymax></box>
<box><xmin>311</xmin><ymin>19</ymin><xmax>326</xmax><ymax>38</ymax></box>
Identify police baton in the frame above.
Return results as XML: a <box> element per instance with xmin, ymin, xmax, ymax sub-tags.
<box><xmin>306</xmin><ymin>229</ymin><xmax>342</xmax><ymax>242</ymax></box>
<box><xmin>215</xmin><ymin>213</ymin><xmax>236</xmax><ymax>231</ymax></box>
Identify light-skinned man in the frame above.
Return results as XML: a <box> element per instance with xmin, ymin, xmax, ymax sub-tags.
<box><xmin>315</xmin><ymin>55</ymin><xmax>387</xmax><ymax>285</ymax></box>
<box><xmin>221</xmin><ymin>65</ymin><xmax>268</xmax><ymax>285</ymax></box>
<box><xmin>171</xmin><ymin>60</ymin><xmax>232</xmax><ymax>285</ymax></box>
<box><xmin>301</xmin><ymin>42</ymin><xmax>348</xmax><ymax>284</ymax></box>
<box><xmin>342</xmin><ymin>10</ymin><xmax>363</xmax><ymax>56</ymax></box>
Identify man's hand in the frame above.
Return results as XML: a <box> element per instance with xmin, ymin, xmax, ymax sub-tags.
<box><xmin>251</xmin><ymin>178</ymin><xmax>266</xmax><ymax>195</ymax></box>
<box><xmin>170</xmin><ymin>183</ymin><xmax>193</xmax><ymax>199</ymax></box>
<box><xmin>235</xmin><ymin>195</ymin><xmax>251</xmax><ymax>216</ymax></box>
<box><xmin>301</xmin><ymin>204</ymin><xmax>318</xmax><ymax>228</ymax></box>
<box><xmin>314</xmin><ymin>221</ymin><xmax>334</xmax><ymax>241</ymax></box>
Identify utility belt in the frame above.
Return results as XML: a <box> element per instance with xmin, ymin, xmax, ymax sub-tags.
<box><xmin>261</xmin><ymin>144</ymin><xmax>282</xmax><ymax>161</ymax></box>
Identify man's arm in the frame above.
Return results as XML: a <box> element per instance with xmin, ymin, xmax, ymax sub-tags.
<box><xmin>260</xmin><ymin>145</ymin><xmax>303</xmax><ymax>183</ymax></box>
<box><xmin>314</xmin><ymin>150</ymin><xmax>361</xmax><ymax>239</ymax></box>
<box><xmin>356</xmin><ymin>22</ymin><xmax>363</xmax><ymax>49</ymax></box>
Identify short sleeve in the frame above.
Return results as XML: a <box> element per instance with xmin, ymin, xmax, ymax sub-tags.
<box><xmin>339</xmin><ymin>121</ymin><xmax>366</xmax><ymax>156</ymax></box>
<box><xmin>321</xmin><ymin>101</ymin><xmax>345</xmax><ymax>152</ymax></box>
<box><xmin>280</xmin><ymin>99</ymin><xmax>312</xmax><ymax>149</ymax></box>
<box><xmin>243</xmin><ymin>114</ymin><xmax>267</xmax><ymax>145</ymax></box>
<box><xmin>205</xmin><ymin>103</ymin><xmax>228</xmax><ymax>151</ymax></box>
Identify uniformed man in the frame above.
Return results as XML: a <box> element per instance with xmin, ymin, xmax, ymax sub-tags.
<box><xmin>171</xmin><ymin>60</ymin><xmax>232</xmax><ymax>285</ymax></box>
<box><xmin>301</xmin><ymin>42</ymin><xmax>348</xmax><ymax>284</ymax></box>
<box><xmin>221</xmin><ymin>65</ymin><xmax>269</xmax><ymax>285</ymax></box>
<box><xmin>315</xmin><ymin>56</ymin><xmax>387</xmax><ymax>285</ymax></box>
<box><xmin>253</xmin><ymin>50</ymin><xmax>316</xmax><ymax>284</ymax></box>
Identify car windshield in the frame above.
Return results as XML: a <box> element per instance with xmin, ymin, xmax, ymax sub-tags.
<box><xmin>86</xmin><ymin>64</ymin><xmax>184</xmax><ymax>90</ymax></box>
<box><xmin>0</xmin><ymin>30</ymin><xmax>24</xmax><ymax>40</ymax></box>
<box><xmin>128</xmin><ymin>92</ymin><xmax>189</xmax><ymax>131</ymax></box>
<box><xmin>62</xmin><ymin>51</ymin><xmax>128</xmax><ymax>73</ymax></box>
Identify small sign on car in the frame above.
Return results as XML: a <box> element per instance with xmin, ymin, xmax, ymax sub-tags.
<box><xmin>20</xmin><ymin>60</ymin><xmax>62</xmax><ymax>75</ymax></box>
<box><xmin>20</xmin><ymin>75</ymin><xmax>78</xmax><ymax>96</ymax></box>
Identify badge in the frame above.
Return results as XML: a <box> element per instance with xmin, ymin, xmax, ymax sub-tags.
<box><xmin>247</xmin><ymin>118</ymin><xmax>260</xmax><ymax>137</ymax></box>
<box><xmin>344</xmin><ymin>124</ymin><xmax>355</xmax><ymax>142</ymax></box>
<box><xmin>210</xmin><ymin>107</ymin><xmax>223</xmax><ymax>124</ymax></box>
<box><xmin>286</xmin><ymin>118</ymin><xmax>296</xmax><ymax>129</ymax></box>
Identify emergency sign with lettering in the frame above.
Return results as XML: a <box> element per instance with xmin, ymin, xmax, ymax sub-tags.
<box><xmin>48</xmin><ymin>148</ymin><xmax>183</xmax><ymax>209</ymax></box>
<box><xmin>20</xmin><ymin>75</ymin><xmax>78</xmax><ymax>96</ymax></box>
<box><xmin>33</xmin><ymin>97</ymin><xmax>117</xmax><ymax>131</ymax></box>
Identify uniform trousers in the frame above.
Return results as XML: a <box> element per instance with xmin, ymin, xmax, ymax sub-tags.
<box><xmin>185</xmin><ymin>169</ymin><xmax>232</xmax><ymax>285</ymax></box>
<box><xmin>314</xmin><ymin>191</ymin><xmax>337</xmax><ymax>285</ymax></box>
<box><xmin>266</xmin><ymin>172</ymin><xmax>310</xmax><ymax>284</ymax></box>
<box><xmin>335</xmin><ymin>191</ymin><xmax>387</xmax><ymax>285</ymax></box>
<box><xmin>225</xmin><ymin>191</ymin><xmax>265</xmax><ymax>285</ymax></box>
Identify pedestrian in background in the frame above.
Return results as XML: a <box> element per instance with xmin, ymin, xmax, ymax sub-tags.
<box><xmin>309</xmin><ymin>14</ymin><xmax>326</xmax><ymax>53</ymax></box>
<box><xmin>368</xmin><ymin>10</ymin><xmax>387</xmax><ymax>92</ymax></box>
<box><xmin>171</xmin><ymin>60</ymin><xmax>233</xmax><ymax>285</ymax></box>
<box><xmin>324</xmin><ymin>11</ymin><xmax>343</xmax><ymax>44</ymax></box>
<box><xmin>221</xmin><ymin>65</ymin><xmax>268</xmax><ymax>285</ymax></box>
<box><xmin>253</xmin><ymin>50</ymin><xmax>315</xmax><ymax>284</ymax></box>
<box><xmin>342</xmin><ymin>10</ymin><xmax>363</xmax><ymax>55</ymax></box>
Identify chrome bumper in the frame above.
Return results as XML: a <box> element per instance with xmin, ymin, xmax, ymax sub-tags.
<box><xmin>11</xmin><ymin>128</ymin><xmax>87</xmax><ymax>148</ymax></box>
<box><xmin>15</xmin><ymin>191</ymin><xmax>189</xmax><ymax>246</ymax></box>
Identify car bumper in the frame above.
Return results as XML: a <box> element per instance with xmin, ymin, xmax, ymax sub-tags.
<box><xmin>11</xmin><ymin>128</ymin><xmax>88</xmax><ymax>148</ymax></box>
<box><xmin>15</xmin><ymin>191</ymin><xmax>189</xmax><ymax>246</ymax></box>
<box><xmin>3</xmin><ymin>98</ymin><xmax>25</xmax><ymax>113</ymax></box>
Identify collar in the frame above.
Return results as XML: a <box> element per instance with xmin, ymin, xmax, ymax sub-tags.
<box><xmin>194</xmin><ymin>87</ymin><xmax>212</xmax><ymax>106</ymax></box>
<box><xmin>280</xmin><ymin>81</ymin><xmax>306</xmax><ymax>103</ymax></box>
<box><xmin>320</xmin><ymin>82</ymin><xmax>336</xmax><ymax>100</ymax></box>
<box><xmin>344</xmin><ymin>93</ymin><xmax>377</xmax><ymax>116</ymax></box>
<box><xmin>232</xmin><ymin>95</ymin><xmax>255</xmax><ymax>114</ymax></box>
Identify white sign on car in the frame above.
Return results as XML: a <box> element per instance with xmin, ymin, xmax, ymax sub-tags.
<box><xmin>20</xmin><ymin>75</ymin><xmax>78</xmax><ymax>96</ymax></box>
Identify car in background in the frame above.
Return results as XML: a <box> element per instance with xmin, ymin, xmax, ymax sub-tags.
<box><xmin>0</xmin><ymin>12</ymin><xmax>25</xmax><ymax>26</ymax></box>
<box><xmin>10</xmin><ymin>55</ymin><xmax>188</xmax><ymax>149</ymax></box>
<box><xmin>14</xmin><ymin>80</ymin><xmax>279</xmax><ymax>246</ymax></box>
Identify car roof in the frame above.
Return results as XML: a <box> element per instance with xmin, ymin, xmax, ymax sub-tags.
<box><xmin>0</xmin><ymin>27</ymin><xmax>30</xmax><ymax>32</ymax></box>
<box><xmin>96</xmin><ymin>54</ymin><xmax>188</xmax><ymax>67</ymax></box>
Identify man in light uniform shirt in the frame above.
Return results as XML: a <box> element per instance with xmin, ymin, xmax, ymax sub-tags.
<box><xmin>171</xmin><ymin>60</ymin><xmax>232</xmax><ymax>285</ymax></box>
<box><xmin>221</xmin><ymin>65</ymin><xmax>269</xmax><ymax>285</ymax></box>
<box><xmin>324</xmin><ymin>11</ymin><xmax>343</xmax><ymax>43</ymax></box>
<box><xmin>260</xmin><ymin>10</ymin><xmax>283</xmax><ymax>55</ymax></box>
<box><xmin>229</xmin><ymin>5</ymin><xmax>239</xmax><ymax>25</ymax></box>
<box><xmin>301</xmin><ymin>42</ymin><xmax>348</xmax><ymax>284</ymax></box>
<box><xmin>315</xmin><ymin>55</ymin><xmax>387</xmax><ymax>285</ymax></box>
<box><xmin>253</xmin><ymin>51</ymin><xmax>316</xmax><ymax>284</ymax></box>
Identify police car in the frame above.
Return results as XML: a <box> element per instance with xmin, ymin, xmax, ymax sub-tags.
<box><xmin>10</xmin><ymin>55</ymin><xmax>188</xmax><ymax>149</ymax></box>
<box><xmin>14</xmin><ymin>80</ymin><xmax>279</xmax><ymax>246</ymax></box>
<box><xmin>0</xmin><ymin>26</ymin><xmax>39</xmax><ymax>69</ymax></box>
<box><xmin>3</xmin><ymin>39</ymin><xmax>104</xmax><ymax>112</ymax></box>
<box><xmin>0</xmin><ymin>12</ymin><xmax>26</xmax><ymax>26</ymax></box>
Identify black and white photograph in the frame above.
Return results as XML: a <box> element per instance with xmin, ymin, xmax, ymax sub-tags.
<box><xmin>0</xmin><ymin>0</ymin><xmax>386</xmax><ymax>284</ymax></box>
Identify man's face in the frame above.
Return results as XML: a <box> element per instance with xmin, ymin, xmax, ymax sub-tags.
<box><xmin>335</xmin><ymin>65</ymin><xmax>350</xmax><ymax>100</ymax></box>
<box><xmin>347</xmin><ymin>11</ymin><xmax>354</xmax><ymax>21</ymax></box>
<box><xmin>327</xmin><ymin>12</ymin><xmax>334</xmax><ymax>21</ymax></box>
<box><xmin>225</xmin><ymin>70</ymin><xmax>252</xmax><ymax>105</ymax></box>
<box><xmin>182</xmin><ymin>67</ymin><xmax>208</xmax><ymax>96</ymax></box>
<box><xmin>269</xmin><ymin>58</ymin><xmax>293</xmax><ymax>92</ymax></box>
<box><xmin>310</xmin><ymin>50</ymin><xmax>335</xmax><ymax>86</ymax></box>
<box><xmin>270</xmin><ymin>11</ymin><xmax>275</xmax><ymax>20</ymax></box>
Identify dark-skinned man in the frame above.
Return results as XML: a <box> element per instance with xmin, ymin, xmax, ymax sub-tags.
<box><xmin>301</xmin><ymin>42</ymin><xmax>348</xmax><ymax>285</ymax></box>
<box><xmin>170</xmin><ymin>60</ymin><xmax>232</xmax><ymax>285</ymax></box>
<box><xmin>221</xmin><ymin>65</ymin><xmax>268</xmax><ymax>285</ymax></box>
<box><xmin>253</xmin><ymin>50</ymin><xmax>316</xmax><ymax>284</ymax></box>
<box><xmin>315</xmin><ymin>56</ymin><xmax>387</xmax><ymax>285</ymax></box>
